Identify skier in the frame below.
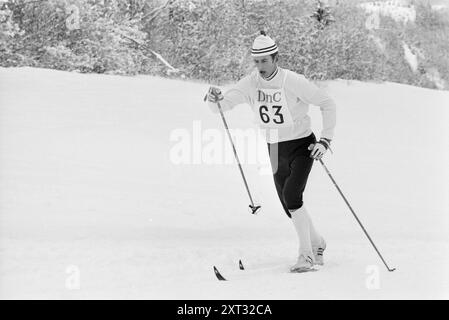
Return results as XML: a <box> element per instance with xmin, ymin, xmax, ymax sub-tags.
<box><xmin>205</xmin><ymin>31</ymin><xmax>336</xmax><ymax>272</ymax></box>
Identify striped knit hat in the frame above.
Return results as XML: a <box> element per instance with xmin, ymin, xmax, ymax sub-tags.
<box><xmin>251</xmin><ymin>31</ymin><xmax>278</xmax><ymax>57</ymax></box>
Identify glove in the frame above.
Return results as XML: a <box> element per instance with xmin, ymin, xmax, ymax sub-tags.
<box><xmin>308</xmin><ymin>138</ymin><xmax>332</xmax><ymax>160</ymax></box>
<box><xmin>206</xmin><ymin>86</ymin><xmax>224</xmax><ymax>103</ymax></box>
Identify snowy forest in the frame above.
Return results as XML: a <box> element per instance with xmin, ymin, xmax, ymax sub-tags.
<box><xmin>1</xmin><ymin>0</ymin><xmax>448</xmax><ymax>89</ymax></box>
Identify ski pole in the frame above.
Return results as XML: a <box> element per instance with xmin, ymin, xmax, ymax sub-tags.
<box><xmin>319</xmin><ymin>158</ymin><xmax>396</xmax><ymax>272</ymax></box>
<box><xmin>210</xmin><ymin>98</ymin><xmax>261</xmax><ymax>214</ymax></box>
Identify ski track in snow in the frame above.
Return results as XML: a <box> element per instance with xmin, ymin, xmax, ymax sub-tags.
<box><xmin>0</xmin><ymin>67</ymin><xmax>448</xmax><ymax>299</ymax></box>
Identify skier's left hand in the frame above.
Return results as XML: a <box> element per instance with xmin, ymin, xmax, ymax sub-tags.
<box><xmin>206</xmin><ymin>86</ymin><xmax>224</xmax><ymax>103</ymax></box>
<box><xmin>308</xmin><ymin>139</ymin><xmax>331</xmax><ymax>160</ymax></box>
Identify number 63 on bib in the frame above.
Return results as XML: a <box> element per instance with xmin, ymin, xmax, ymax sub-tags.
<box><xmin>255</xmin><ymin>88</ymin><xmax>294</xmax><ymax>128</ymax></box>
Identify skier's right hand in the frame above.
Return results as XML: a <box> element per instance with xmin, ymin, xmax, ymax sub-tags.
<box><xmin>308</xmin><ymin>138</ymin><xmax>331</xmax><ymax>160</ymax></box>
<box><xmin>205</xmin><ymin>86</ymin><xmax>224</xmax><ymax>103</ymax></box>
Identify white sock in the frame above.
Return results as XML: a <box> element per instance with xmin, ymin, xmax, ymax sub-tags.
<box><xmin>304</xmin><ymin>209</ymin><xmax>322</xmax><ymax>247</ymax></box>
<box><xmin>290</xmin><ymin>206</ymin><xmax>313</xmax><ymax>256</ymax></box>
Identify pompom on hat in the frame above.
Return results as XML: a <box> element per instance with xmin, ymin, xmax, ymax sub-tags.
<box><xmin>251</xmin><ymin>31</ymin><xmax>278</xmax><ymax>57</ymax></box>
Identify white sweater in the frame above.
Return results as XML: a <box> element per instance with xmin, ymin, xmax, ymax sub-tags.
<box><xmin>208</xmin><ymin>67</ymin><xmax>336</xmax><ymax>143</ymax></box>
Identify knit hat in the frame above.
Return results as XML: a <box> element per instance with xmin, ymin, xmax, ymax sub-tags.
<box><xmin>251</xmin><ymin>31</ymin><xmax>278</xmax><ymax>57</ymax></box>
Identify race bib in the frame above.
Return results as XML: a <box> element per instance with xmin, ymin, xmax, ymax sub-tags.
<box><xmin>255</xmin><ymin>88</ymin><xmax>293</xmax><ymax>128</ymax></box>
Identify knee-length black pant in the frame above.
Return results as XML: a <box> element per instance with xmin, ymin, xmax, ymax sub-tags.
<box><xmin>268</xmin><ymin>133</ymin><xmax>316</xmax><ymax>218</ymax></box>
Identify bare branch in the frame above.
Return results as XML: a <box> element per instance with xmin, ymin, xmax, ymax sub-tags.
<box><xmin>142</xmin><ymin>0</ymin><xmax>175</xmax><ymax>24</ymax></box>
<box><xmin>119</xmin><ymin>32</ymin><xmax>181</xmax><ymax>74</ymax></box>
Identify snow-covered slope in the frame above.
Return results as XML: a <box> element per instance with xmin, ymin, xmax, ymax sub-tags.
<box><xmin>0</xmin><ymin>67</ymin><xmax>448</xmax><ymax>299</ymax></box>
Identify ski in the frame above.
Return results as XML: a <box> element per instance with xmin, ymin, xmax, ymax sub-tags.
<box><xmin>290</xmin><ymin>267</ymin><xmax>318</xmax><ymax>273</ymax></box>
<box><xmin>213</xmin><ymin>266</ymin><xmax>227</xmax><ymax>281</ymax></box>
<box><xmin>213</xmin><ymin>259</ymin><xmax>319</xmax><ymax>280</ymax></box>
<box><xmin>213</xmin><ymin>259</ymin><xmax>245</xmax><ymax>281</ymax></box>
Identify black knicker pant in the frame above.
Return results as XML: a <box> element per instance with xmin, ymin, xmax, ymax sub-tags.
<box><xmin>267</xmin><ymin>133</ymin><xmax>316</xmax><ymax>218</ymax></box>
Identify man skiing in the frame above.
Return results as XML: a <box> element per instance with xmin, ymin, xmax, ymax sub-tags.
<box><xmin>205</xmin><ymin>31</ymin><xmax>336</xmax><ymax>272</ymax></box>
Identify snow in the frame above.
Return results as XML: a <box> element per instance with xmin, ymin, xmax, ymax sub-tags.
<box><xmin>0</xmin><ymin>67</ymin><xmax>448</xmax><ymax>299</ymax></box>
<box><xmin>360</xmin><ymin>1</ymin><xmax>416</xmax><ymax>25</ymax></box>
<box><xmin>402</xmin><ymin>41</ymin><xmax>418</xmax><ymax>73</ymax></box>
